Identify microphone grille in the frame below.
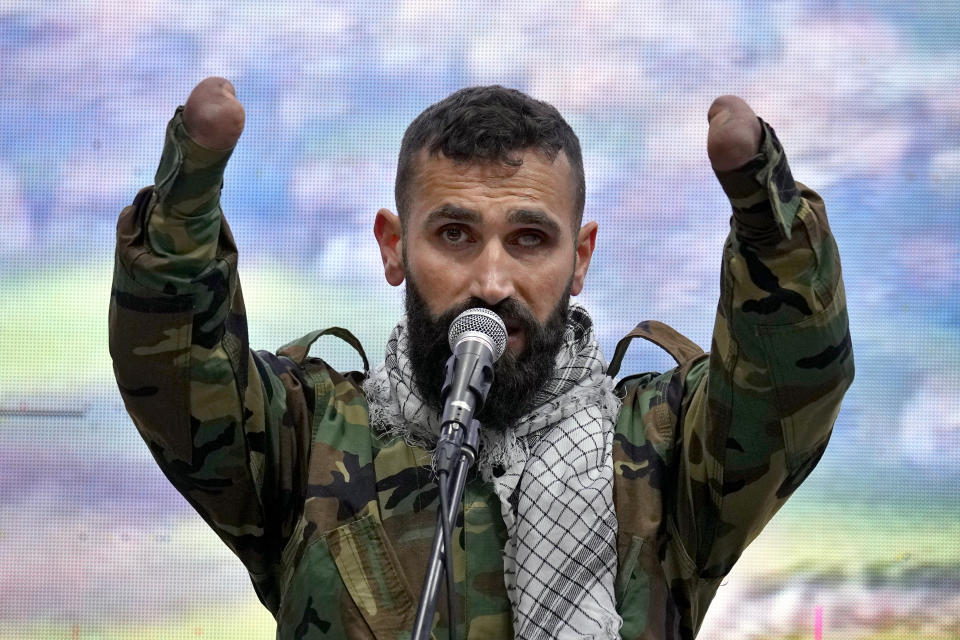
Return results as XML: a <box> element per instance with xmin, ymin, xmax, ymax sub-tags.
<box><xmin>448</xmin><ymin>308</ymin><xmax>508</xmax><ymax>361</ymax></box>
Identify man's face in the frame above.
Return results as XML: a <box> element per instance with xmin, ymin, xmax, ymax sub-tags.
<box><xmin>374</xmin><ymin>148</ymin><xmax>597</xmax><ymax>427</ymax></box>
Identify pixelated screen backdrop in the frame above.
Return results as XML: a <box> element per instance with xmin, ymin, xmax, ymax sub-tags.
<box><xmin>1</xmin><ymin>2</ymin><xmax>958</xmax><ymax>638</ymax></box>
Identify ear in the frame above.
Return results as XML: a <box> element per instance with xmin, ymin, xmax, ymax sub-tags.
<box><xmin>570</xmin><ymin>221</ymin><xmax>597</xmax><ymax>296</ymax></box>
<box><xmin>373</xmin><ymin>208</ymin><xmax>405</xmax><ymax>286</ymax></box>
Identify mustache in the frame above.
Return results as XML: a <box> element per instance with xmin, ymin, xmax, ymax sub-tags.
<box><xmin>434</xmin><ymin>297</ymin><xmax>538</xmax><ymax>338</ymax></box>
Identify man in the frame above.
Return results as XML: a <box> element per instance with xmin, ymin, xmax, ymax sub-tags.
<box><xmin>110</xmin><ymin>77</ymin><xmax>853</xmax><ymax>639</ymax></box>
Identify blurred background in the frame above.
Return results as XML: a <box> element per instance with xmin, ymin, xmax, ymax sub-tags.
<box><xmin>1</xmin><ymin>1</ymin><xmax>958</xmax><ymax>638</ymax></box>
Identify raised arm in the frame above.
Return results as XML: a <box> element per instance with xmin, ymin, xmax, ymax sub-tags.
<box><xmin>109</xmin><ymin>78</ymin><xmax>304</xmax><ymax>612</ymax></box>
<box><xmin>671</xmin><ymin>97</ymin><xmax>854</xmax><ymax>631</ymax></box>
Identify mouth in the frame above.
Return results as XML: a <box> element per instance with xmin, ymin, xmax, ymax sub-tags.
<box><xmin>502</xmin><ymin>320</ymin><xmax>525</xmax><ymax>352</ymax></box>
<box><xmin>502</xmin><ymin>318</ymin><xmax>521</xmax><ymax>334</ymax></box>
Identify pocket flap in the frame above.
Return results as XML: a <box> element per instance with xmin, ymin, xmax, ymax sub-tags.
<box><xmin>326</xmin><ymin>513</ymin><xmax>419</xmax><ymax>639</ymax></box>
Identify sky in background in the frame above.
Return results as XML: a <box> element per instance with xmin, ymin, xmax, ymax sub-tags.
<box><xmin>0</xmin><ymin>1</ymin><xmax>958</xmax><ymax>638</ymax></box>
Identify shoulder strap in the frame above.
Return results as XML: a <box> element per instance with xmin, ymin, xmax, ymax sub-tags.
<box><xmin>277</xmin><ymin>326</ymin><xmax>370</xmax><ymax>375</ymax></box>
<box><xmin>607</xmin><ymin>320</ymin><xmax>704</xmax><ymax>378</ymax></box>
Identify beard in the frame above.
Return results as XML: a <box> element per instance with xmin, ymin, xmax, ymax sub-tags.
<box><xmin>404</xmin><ymin>276</ymin><xmax>571</xmax><ymax>431</ymax></box>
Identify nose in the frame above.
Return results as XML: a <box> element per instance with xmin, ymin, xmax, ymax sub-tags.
<box><xmin>468</xmin><ymin>240</ymin><xmax>516</xmax><ymax>306</ymax></box>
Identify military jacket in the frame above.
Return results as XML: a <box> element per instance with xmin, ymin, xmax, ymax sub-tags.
<box><xmin>109</xmin><ymin>108</ymin><xmax>854</xmax><ymax>639</ymax></box>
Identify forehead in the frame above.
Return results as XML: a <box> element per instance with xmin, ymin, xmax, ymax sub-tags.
<box><xmin>406</xmin><ymin>148</ymin><xmax>578</xmax><ymax>229</ymax></box>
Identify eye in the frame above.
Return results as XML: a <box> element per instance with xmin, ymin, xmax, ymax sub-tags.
<box><xmin>513</xmin><ymin>231</ymin><xmax>545</xmax><ymax>248</ymax></box>
<box><xmin>440</xmin><ymin>225</ymin><xmax>470</xmax><ymax>244</ymax></box>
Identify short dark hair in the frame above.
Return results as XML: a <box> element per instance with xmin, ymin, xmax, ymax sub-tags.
<box><xmin>394</xmin><ymin>85</ymin><xmax>585</xmax><ymax>230</ymax></box>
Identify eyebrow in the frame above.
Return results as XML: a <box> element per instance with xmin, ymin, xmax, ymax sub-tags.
<box><xmin>423</xmin><ymin>204</ymin><xmax>481</xmax><ymax>227</ymax></box>
<box><xmin>423</xmin><ymin>204</ymin><xmax>563</xmax><ymax>236</ymax></box>
<box><xmin>508</xmin><ymin>209</ymin><xmax>562</xmax><ymax>236</ymax></box>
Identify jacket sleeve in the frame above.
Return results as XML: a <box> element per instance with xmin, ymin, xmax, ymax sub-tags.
<box><xmin>668</xmin><ymin>121</ymin><xmax>855</xmax><ymax>621</ymax></box>
<box><xmin>108</xmin><ymin>107</ymin><xmax>310</xmax><ymax>612</ymax></box>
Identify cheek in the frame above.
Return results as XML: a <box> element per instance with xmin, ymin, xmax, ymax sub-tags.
<box><xmin>520</xmin><ymin>261</ymin><xmax>574</xmax><ymax>321</ymax></box>
<box><xmin>408</xmin><ymin>252</ymin><xmax>468</xmax><ymax>312</ymax></box>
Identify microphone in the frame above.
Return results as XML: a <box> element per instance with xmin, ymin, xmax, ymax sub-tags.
<box><xmin>416</xmin><ymin>309</ymin><xmax>508</xmax><ymax>640</ymax></box>
<box><xmin>439</xmin><ymin>308</ymin><xmax>508</xmax><ymax>430</ymax></box>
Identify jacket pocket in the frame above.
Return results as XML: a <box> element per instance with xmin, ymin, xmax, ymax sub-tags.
<box><xmin>756</xmin><ymin>280</ymin><xmax>853</xmax><ymax>472</ymax></box>
<box><xmin>275</xmin><ymin>534</ymin><xmax>348</xmax><ymax>639</ymax></box>
<box><xmin>326</xmin><ymin>512</ymin><xmax>418</xmax><ymax>639</ymax></box>
<box><xmin>616</xmin><ymin>536</ymin><xmax>650</xmax><ymax>638</ymax></box>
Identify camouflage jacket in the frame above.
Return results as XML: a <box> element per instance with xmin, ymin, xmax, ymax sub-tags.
<box><xmin>110</xmin><ymin>108</ymin><xmax>854</xmax><ymax>639</ymax></box>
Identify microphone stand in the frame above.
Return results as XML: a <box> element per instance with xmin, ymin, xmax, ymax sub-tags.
<box><xmin>412</xmin><ymin>308</ymin><xmax>503</xmax><ymax>639</ymax></box>
<box><xmin>410</xmin><ymin>418</ymin><xmax>480</xmax><ymax>640</ymax></box>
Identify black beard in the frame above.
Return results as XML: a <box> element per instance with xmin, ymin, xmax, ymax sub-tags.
<box><xmin>404</xmin><ymin>278</ymin><xmax>570</xmax><ymax>431</ymax></box>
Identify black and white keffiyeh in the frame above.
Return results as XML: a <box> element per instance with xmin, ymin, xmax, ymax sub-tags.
<box><xmin>364</xmin><ymin>303</ymin><xmax>622</xmax><ymax>639</ymax></box>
